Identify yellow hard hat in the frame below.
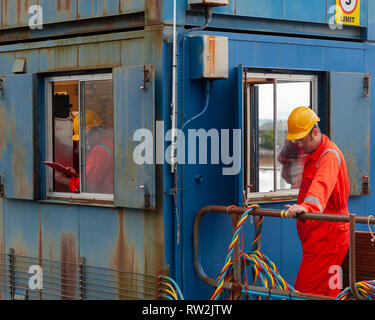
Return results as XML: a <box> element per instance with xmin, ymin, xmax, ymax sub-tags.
<box><xmin>286</xmin><ymin>107</ymin><xmax>320</xmax><ymax>141</ymax></box>
<box><xmin>72</xmin><ymin>110</ymin><xmax>103</xmax><ymax>141</ymax></box>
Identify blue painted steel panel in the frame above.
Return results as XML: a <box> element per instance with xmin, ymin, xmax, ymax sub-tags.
<box><xmin>78</xmin><ymin>41</ymin><xmax>121</xmax><ymax>68</ymax></box>
<box><xmin>78</xmin><ymin>0</ymin><xmax>119</xmax><ymax>18</ymax></box>
<box><xmin>120</xmin><ymin>38</ymin><xmax>145</xmax><ymax>66</ymax></box>
<box><xmin>0</xmin><ymin>199</ymin><xmax>4</xmax><ymax>300</ymax></box>
<box><xmin>38</xmin><ymin>0</ymin><xmax>77</xmax><ymax>24</ymax></box>
<box><xmin>281</xmin><ymin>44</ymin><xmax>325</xmax><ymax>70</ymax></box>
<box><xmin>178</xmin><ymin>30</ymin><xmax>371</xmax><ymax>299</ymax></box>
<box><xmin>39</xmin><ymin>203</ymin><xmax>79</xmax><ymax>264</ymax></box>
<box><xmin>325</xmin><ymin>47</ymin><xmax>365</xmax><ymax>72</ymax></box>
<box><xmin>2</xmin><ymin>0</ymin><xmax>38</xmax><ymax>28</ymax></box>
<box><xmin>235</xmin><ymin>0</ymin><xmax>284</xmax><ymax>19</ymax></box>
<box><xmin>113</xmin><ymin>65</ymin><xmax>156</xmax><ymax>209</ymax></box>
<box><xmin>0</xmin><ymin>74</ymin><xmax>36</xmax><ymax>200</ymax></box>
<box><xmin>329</xmin><ymin>72</ymin><xmax>371</xmax><ymax>196</ymax></box>
<box><xmin>4</xmin><ymin>200</ymin><xmax>40</xmax><ymax>258</ymax></box>
<box><xmin>284</xmin><ymin>0</ymin><xmax>327</xmax><ymax>23</ymax></box>
<box><xmin>121</xmin><ymin>0</ymin><xmax>145</xmax><ymax>13</ymax></box>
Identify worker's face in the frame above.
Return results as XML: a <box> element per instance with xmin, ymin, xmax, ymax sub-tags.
<box><xmin>294</xmin><ymin>128</ymin><xmax>319</xmax><ymax>154</ymax></box>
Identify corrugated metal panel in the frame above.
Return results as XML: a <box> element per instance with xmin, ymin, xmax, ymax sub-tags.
<box><xmin>78</xmin><ymin>0</ymin><xmax>119</xmax><ymax>19</ymax></box>
<box><xmin>0</xmin><ymin>0</ymin><xmax>146</xmax><ymax>30</ymax></box>
<box><xmin>39</xmin><ymin>45</ymin><xmax>78</xmax><ymax>72</ymax></box>
<box><xmin>78</xmin><ymin>41</ymin><xmax>121</xmax><ymax>69</ymax></box>
<box><xmin>0</xmin><ymin>74</ymin><xmax>37</xmax><ymax>200</ymax></box>
<box><xmin>120</xmin><ymin>0</ymin><xmax>145</xmax><ymax>13</ymax></box>
<box><xmin>113</xmin><ymin>65</ymin><xmax>156</xmax><ymax>209</ymax></box>
<box><xmin>38</xmin><ymin>0</ymin><xmax>77</xmax><ymax>25</ymax></box>
<box><xmin>2</xmin><ymin>0</ymin><xmax>38</xmax><ymax>29</ymax></box>
<box><xmin>0</xmin><ymin>199</ymin><xmax>4</xmax><ymax>300</ymax></box>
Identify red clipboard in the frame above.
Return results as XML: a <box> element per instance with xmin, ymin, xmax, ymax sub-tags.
<box><xmin>42</xmin><ymin>161</ymin><xmax>79</xmax><ymax>177</ymax></box>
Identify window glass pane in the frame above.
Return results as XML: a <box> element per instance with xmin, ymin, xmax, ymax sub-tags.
<box><xmin>257</xmin><ymin>83</ymin><xmax>274</xmax><ymax>193</ymax></box>
<box><xmin>276</xmin><ymin>82</ymin><xmax>310</xmax><ymax>190</ymax></box>
<box><xmin>82</xmin><ymin>80</ymin><xmax>114</xmax><ymax>195</ymax></box>
<box><xmin>52</xmin><ymin>81</ymin><xmax>79</xmax><ymax>193</ymax></box>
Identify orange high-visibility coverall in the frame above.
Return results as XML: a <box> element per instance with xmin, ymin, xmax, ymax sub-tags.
<box><xmin>295</xmin><ymin>134</ymin><xmax>349</xmax><ymax>297</ymax></box>
<box><xmin>69</xmin><ymin>136</ymin><xmax>113</xmax><ymax>194</ymax></box>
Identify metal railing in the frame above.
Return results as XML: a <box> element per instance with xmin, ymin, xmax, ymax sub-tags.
<box><xmin>0</xmin><ymin>251</ymin><xmax>160</xmax><ymax>300</ymax></box>
<box><xmin>194</xmin><ymin>205</ymin><xmax>375</xmax><ymax>300</ymax></box>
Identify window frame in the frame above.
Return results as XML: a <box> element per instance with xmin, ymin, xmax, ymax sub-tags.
<box><xmin>244</xmin><ymin>71</ymin><xmax>319</xmax><ymax>202</ymax></box>
<box><xmin>45</xmin><ymin>73</ymin><xmax>114</xmax><ymax>202</ymax></box>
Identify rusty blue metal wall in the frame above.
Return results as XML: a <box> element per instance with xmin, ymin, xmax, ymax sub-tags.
<box><xmin>0</xmin><ymin>28</ymin><xmax>166</xmax><ymax>300</ymax></box>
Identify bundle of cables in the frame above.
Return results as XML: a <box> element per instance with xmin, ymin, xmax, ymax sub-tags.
<box><xmin>210</xmin><ymin>204</ymin><xmax>296</xmax><ymax>300</ymax></box>
<box><xmin>336</xmin><ymin>280</ymin><xmax>375</xmax><ymax>300</ymax></box>
<box><xmin>158</xmin><ymin>275</ymin><xmax>185</xmax><ymax>300</ymax></box>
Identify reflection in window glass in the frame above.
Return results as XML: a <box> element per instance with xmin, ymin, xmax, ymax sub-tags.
<box><xmin>276</xmin><ymin>82</ymin><xmax>310</xmax><ymax>191</ymax></box>
<box><xmin>50</xmin><ymin>77</ymin><xmax>114</xmax><ymax>196</ymax></box>
<box><xmin>253</xmin><ymin>80</ymin><xmax>312</xmax><ymax>193</ymax></box>
<box><xmin>82</xmin><ymin>80</ymin><xmax>114</xmax><ymax>194</ymax></box>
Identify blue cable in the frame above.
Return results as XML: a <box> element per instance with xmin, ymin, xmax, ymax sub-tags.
<box><xmin>160</xmin><ymin>275</ymin><xmax>185</xmax><ymax>300</ymax></box>
<box><xmin>181</xmin><ymin>79</ymin><xmax>212</xmax><ymax>131</ymax></box>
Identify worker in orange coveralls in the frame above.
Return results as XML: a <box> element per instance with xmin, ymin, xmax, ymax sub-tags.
<box><xmin>285</xmin><ymin>106</ymin><xmax>349</xmax><ymax>298</ymax></box>
<box><xmin>55</xmin><ymin>110</ymin><xmax>113</xmax><ymax>194</ymax></box>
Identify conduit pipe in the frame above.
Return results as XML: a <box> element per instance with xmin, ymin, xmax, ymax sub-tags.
<box><xmin>194</xmin><ymin>205</ymin><xmax>375</xmax><ymax>300</ymax></box>
<box><xmin>171</xmin><ymin>0</ymin><xmax>177</xmax><ymax>173</ymax></box>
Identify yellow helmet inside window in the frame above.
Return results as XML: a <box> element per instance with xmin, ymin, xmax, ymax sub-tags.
<box><xmin>72</xmin><ymin>110</ymin><xmax>103</xmax><ymax>141</ymax></box>
<box><xmin>286</xmin><ymin>106</ymin><xmax>320</xmax><ymax>141</ymax></box>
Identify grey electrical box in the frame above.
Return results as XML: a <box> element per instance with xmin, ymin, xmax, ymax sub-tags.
<box><xmin>188</xmin><ymin>0</ymin><xmax>229</xmax><ymax>6</ymax></box>
<box><xmin>189</xmin><ymin>35</ymin><xmax>228</xmax><ymax>79</ymax></box>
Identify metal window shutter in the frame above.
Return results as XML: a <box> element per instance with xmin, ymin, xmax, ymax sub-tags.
<box><xmin>329</xmin><ymin>72</ymin><xmax>371</xmax><ymax>196</ymax></box>
<box><xmin>0</xmin><ymin>74</ymin><xmax>37</xmax><ymax>200</ymax></box>
<box><xmin>113</xmin><ymin>65</ymin><xmax>156</xmax><ymax>209</ymax></box>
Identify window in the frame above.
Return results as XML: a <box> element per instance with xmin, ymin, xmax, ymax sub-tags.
<box><xmin>45</xmin><ymin>74</ymin><xmax>114</xmax><ymax>201</ymax></box>
<box><xmin>243</xmin><ymin>72</ymin><xmax>318</xmax><ymax>201</ymax></box>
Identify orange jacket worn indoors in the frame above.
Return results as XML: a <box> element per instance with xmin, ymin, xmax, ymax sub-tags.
<box><xmin>69</xmin><ymin>135</ymin><xmax>114</xmax><ymax>195</ymax></box>
<box><xmin>295</xmin><ymin>134</ymin><xmax>349</xmax><ymax>297</ymax></box>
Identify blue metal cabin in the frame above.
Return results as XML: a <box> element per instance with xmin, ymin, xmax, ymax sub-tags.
<box><xmin>0</xmin><ymin>0</ymin><xmax>373</xmax><ymax>300</ymax></box>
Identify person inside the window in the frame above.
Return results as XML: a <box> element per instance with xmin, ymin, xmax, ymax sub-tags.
<box><xmin>55</xmin><ymin>110</ymin><xmax>114</xmax><ymax>194</ymax></box>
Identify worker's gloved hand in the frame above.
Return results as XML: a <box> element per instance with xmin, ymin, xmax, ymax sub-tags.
<box><xmin>285</xmin><ymin>204</ymin><xmax>307</xmax><ymax>219</ymax></box>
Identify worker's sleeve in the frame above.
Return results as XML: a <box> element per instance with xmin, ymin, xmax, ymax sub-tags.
<box><xmin>300</xmin><ymin>152</ymin><xmax>340</xmax><ymax>214</ymax></box>
<box><xmin>69</xmin><ymin>177</ymin><xmax>80</xmax><ymax>193</ymax></box>
<box><xmin>86</xmin><ymin>146</ymin><xmax>112</xmax><ymax>192</ymax></box>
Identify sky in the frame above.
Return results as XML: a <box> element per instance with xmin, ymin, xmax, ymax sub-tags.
<box><xmin>257</xmin><ymin>82</ymin><xmax>311</xmax><ymax>120</ymax></box>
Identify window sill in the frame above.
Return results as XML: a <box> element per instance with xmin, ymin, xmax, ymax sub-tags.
<box><xmin>42</xmin><ymin>193</ymin><xmax>115</xmax><ymax>208</ymax></box>
<box><xmin>246</xmin><ymin>190</ymin><xmax>298</xmax><ymax>204</ymax></box>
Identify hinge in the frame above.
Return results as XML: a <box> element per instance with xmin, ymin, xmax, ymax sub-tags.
<box><xmin>364</xmin><ymin>74</ymin><xmax>370</xmax><ymax>97</ymax></box>
<box><xmin>362</xmin><ymin>175</ymin><xmax>369</xmax><ymax>195</ymax></box>
<box><xmin>141</xmin><ymin>65</ymin><xmax>150</xmax><ymax>90</ymax></box>
<box><xmin>0</xmin><ymin>174</ymin><xmax>4</xmax><ymax>197</ymax></box>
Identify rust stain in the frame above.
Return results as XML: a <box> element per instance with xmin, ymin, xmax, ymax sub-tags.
<box><xmin>121</xmin><ymin>0</ymin><xmax>135</xmax><ymax>13</ymax></box>
<box><xmin>343</xmin><ymin>150</ymin><xmax>358</xmax><ymax>195</ymax></box>
<box><xmin>112</xmin><ymin>209</ymin><xmax>138</xmax><ymax>300</ymax></box>
<box><xmin>0</xmin><ymin>104</ymin><xmax>6</xmax><ymax>158</ymax></box>
<box><xmin>9</xmin><ymin>105</ymin><xmax>30</xmax><ymax>197</ymax></box>
<box><xmin>16</xmin><ymin>0</ymin><xmax>21</xmax><ymax>26</ymax></box>
<box><xmin>145</xmin><ymin>0</ymin><xmax>161</xmax><ymax>25</ymax></box>
<box><xmin>208</xmin><ymin>36</ymin><xmax>216</xmax><ymax>76</ymax></box>
<box><xmin>144</xmin><ymin>208</ymin><xmax>164</xmax><ymax>276</ymax></box>
<box><xmin>38</xmin><ymin>205</ymin><xmax>43</xmax><ymax>300</ymax></box>
<box><xmin>60</xmin><ymin>232</ymin><xmax>77</xmax><ymax>300</ymax></box>
<box><xmin>3</xmin><ymin>0</ymin><xmax>8</xmax><ymax>28</ymax></box>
